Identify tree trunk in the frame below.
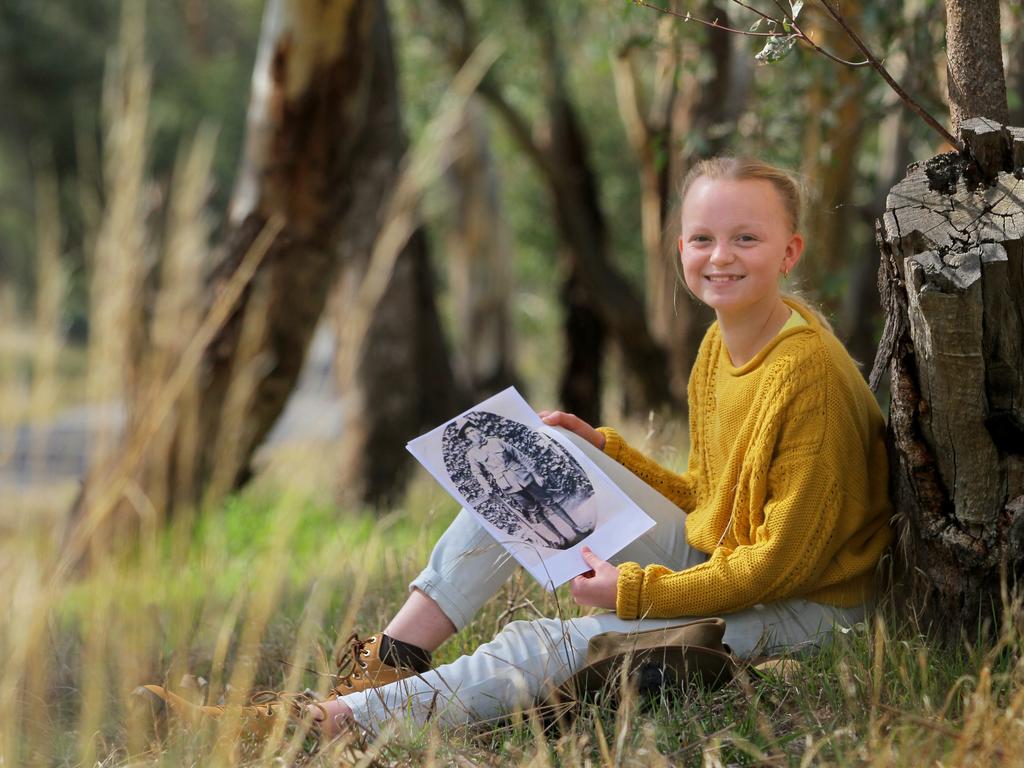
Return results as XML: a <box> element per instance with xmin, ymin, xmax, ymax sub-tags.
<box><xmin>872</xmin><ymin>119</ymin><xmax>1024</xmax><ymax>633</ymax></box>
<box><xmin>446</xmin><ymin>98</ymin><xmax>519</xmax><ymax>398</ymax></box>
<box><xmin>1004</xmin><ymin>3</ymin><xmax>1024</xmax><ymax>127</ymax></box>
<box><xmin>188</xmin><ymin>0</ymin><xmax>386</xmax><ymax>504</ymax></box>
<box><xmin>436</xmin><ymin>0</ymin><xmax>672</xmax><ymax>423</ymax></box>
<box><xmin>869</xmin><ymin>2</ymin><xmax>1022</xmax><ymax>636</ymax></box>
<box><xmin>524</xmin><ymin>0</ymin><xmax>672</xmax><ymax>422</ymax></box>
<box><xmin>558</xmin><ymin>265</ymin><xmax>605</xmax><ymax>425</ymax></box>
<box><xmin>70</xmin><ymin>0</ymin><xmax>408</xmax><ymax>539</ymax></box>
<box><xmin>335</xmin><ymin>231</ymin><xmax>462</xmax><ymax>507</ymax></box>
<box><xmin>799</xmin><ymin>2</ymin><xmax>865</xmax><ymax>316</ymax></box>
<box><xmin>330</xmin><ymin>1</ymin><xmax>462</xmax><ymax>507</ymax></box>
<box><xmin>843</xmin><ymin>0</ymin><xmax>918</xmax><ymax>370</ymax></box>
<box><xmin>543</xmin><ymin>95</ymin><xmax>612</xmax><ymax>427</ymax></box>
<box><xmin>613</xmin><ymin>1</ymin><xmax>742</xmax><ymax>409</ymax></box>
<box><xmin>843</xmin><ymin>91</ymin><xmax>912</xmax><ymax>372</ymax></box>
<box><xmin>945</xmin><ymin>0</ymin><xmax>1009</xmax><ymax>130</ymax></box>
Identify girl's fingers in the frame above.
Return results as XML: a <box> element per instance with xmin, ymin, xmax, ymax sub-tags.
<box><xmin>539</xmin><ymin>411</ymin><xmax>605</xmax><ymax>450</ymax></box>
<box><xmin>580</xmin><ymin>547</ymin><xmax>602</xmax><ymax>569</ymax></box>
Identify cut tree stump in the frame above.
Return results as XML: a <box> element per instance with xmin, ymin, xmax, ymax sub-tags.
<box><xmin>872</xmin><ymin>117</ymin><xmax>1024</xmax><ymax>634</ymax></box>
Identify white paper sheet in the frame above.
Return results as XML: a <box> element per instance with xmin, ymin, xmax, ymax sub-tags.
<box><xmin>406</xmin><ymin>387</ymin><xmax>655</xmax><ymax>589</ymax></box>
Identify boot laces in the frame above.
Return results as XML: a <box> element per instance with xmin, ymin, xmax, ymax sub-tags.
<box><xmin>333</xmin><ymin>632</ymin><xmax>376</xmax><ymax>688</ymax></box>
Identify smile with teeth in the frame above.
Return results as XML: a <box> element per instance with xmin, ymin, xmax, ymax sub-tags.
<box><xmin>705</xmin><ymin>275</ymin><xmax>744</xmax><ymax>282</ymax></box>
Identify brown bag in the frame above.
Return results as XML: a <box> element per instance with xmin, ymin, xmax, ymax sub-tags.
<box><xmin>539</xmin><ymin>618</ymin><xmax>738</xmax><ymax>722</ymax></box>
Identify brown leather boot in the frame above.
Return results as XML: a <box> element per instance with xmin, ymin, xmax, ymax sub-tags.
<box><xmin>135</xmin><ymin>685</ymin><xmax>324</xmax><ymax>747</ymax></box>
<box><xmin>330</xmin><ymin>632</ymin><xmax>420</xmax><ymax>696</ymax></box>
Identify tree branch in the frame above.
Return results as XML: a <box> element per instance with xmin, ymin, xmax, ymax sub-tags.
<box><xmin>738</xmin><ymin>0</ymin><xmax>784</xmax><ymax>25</ymax></box>
<box><xmin>634</xmin><ymin>1</ymin><xmax>780</xmax><ymax>37</ymax></box>
<box><xmin>638</xmin><ymin>0</ymin><xmax>868</xmax><ymax>65</ymax></box>
<box><xmin>476</xmin><ymin>76</ymin><xmax>553</xmax><ymax>176</ymax></box>
<box><xmin>434</xmin><ymin>0</ymin><xmax>555</xmax><ymax>176</ymax></box>
<box><xmin>634</xmin><ymin>0</ymin><xmax>964</xmax><ymax>152</ymax></box>
<box><xmin>612</xmin><ymin>47</ymin><xmax>653</xmax><ymax>153</ymax></box>
<box><xmin>774</xmin><ymin>0</ymin><xmax>872</xmax><ymax>68</ymax></box>
<box><xmin>816</xmin><ymin>0</ymin><xmax>963</xmax><ymax>151</ymax></box>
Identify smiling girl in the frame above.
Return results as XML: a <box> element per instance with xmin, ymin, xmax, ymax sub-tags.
<box><xmin>145</xmin><ymin>157</ymin><xmax>893</xmax><ymax>739</ymax></box>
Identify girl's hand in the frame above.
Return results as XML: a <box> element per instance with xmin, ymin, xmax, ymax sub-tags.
<box><xmin>311</xmin><ymin>697</ymin><xmax>353</xmax><ymax>738</ymax></box>
<box><xmin>570</xmin><ymin>547</ymin><xmax>619</xmax><ymax>610</ymax></box>
<box><xmin>538</xmin><ymin>410</ymin><xmax>606</xmax><ymax>451</ymax></box>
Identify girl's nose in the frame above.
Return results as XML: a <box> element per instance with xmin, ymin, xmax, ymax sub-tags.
<box><xmin>709</xmin><ymin>244</ymin><xmax>733</xmax><ymax>264</ymax></box>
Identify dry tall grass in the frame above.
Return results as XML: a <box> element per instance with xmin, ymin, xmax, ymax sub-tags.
<box><xmin>5</xmin><ymin>3</ymin><xmax>1024</xmax><ymax>768</ymax></box>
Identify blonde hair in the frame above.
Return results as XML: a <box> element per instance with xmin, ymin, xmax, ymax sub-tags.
<box><xmin>679</xmin><ymin>156</ymin><xmax>804</xmax><ymax>233</ymax></box>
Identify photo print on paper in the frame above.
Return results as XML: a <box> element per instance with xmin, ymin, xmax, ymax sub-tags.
<box><xmin>441</xmin><ymin>411</ymin><xmax>596</xmax><ymax>551</ymax></box>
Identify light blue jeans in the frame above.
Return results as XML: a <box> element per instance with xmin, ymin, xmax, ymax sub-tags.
<box><xmin>341</xmin><ymin>432</ymin><xmax>865</xmax><ymax>729</ymax></box>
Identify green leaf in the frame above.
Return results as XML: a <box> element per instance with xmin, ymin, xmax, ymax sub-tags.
<box><xmin>755</xmin><ymin>33</ymin><xmax>798</xmax><ymax>64</ymax></box>
<box><xmin>749</xmin><ymin>18</ymin><xmax>763</xmax><ymax>32</ymax></box>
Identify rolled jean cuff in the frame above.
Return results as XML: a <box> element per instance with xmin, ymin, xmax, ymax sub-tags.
<box><xmin>409</xmin><ymin>565</ymin><xmax>476</xmax><ymax>633</ymax></box>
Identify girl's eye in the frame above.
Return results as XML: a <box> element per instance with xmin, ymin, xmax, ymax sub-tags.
<box><xmin>737</xmin><ymin>234</ymin><xmax>757</xmax><ymax>243</ymax></box>
<box><xmin>690</xmin><ymin>235</ymin><xmax>712</xmax><ymax>244</ymax></box>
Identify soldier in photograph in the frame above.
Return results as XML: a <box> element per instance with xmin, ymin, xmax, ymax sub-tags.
<box><xmin>458</xmin><ymin>421</ymin><xmax>587</xmax><ymax>548</ymax></box>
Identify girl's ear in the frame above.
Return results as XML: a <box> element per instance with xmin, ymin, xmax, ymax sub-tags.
<box><xmin>783</xmin><ymin>232</ymin><xmax>805</xmax><ymax>274</ymax></box>
<box><xmin>678</xmin><ymin>235</ymin><xmax>685</xmax><ymax>257</ymax></box>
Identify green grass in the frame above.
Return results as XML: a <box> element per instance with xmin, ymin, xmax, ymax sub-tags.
<box><xmin>6</xmin><ymin>469</ymin><xmax>1024</xmax><ymax>767</ymax></box>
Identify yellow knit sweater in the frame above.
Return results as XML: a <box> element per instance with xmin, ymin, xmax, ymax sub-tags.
<box><xmin>601</xmin><ymin>300</ymin><xmax>893</xmax><ymax>620</ymax></box>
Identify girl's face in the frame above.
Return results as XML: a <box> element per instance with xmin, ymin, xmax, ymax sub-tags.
<box><xmin>678</xmin><ymin>177</ymin><xmax>804</xmax><ymax>322</ymax></box>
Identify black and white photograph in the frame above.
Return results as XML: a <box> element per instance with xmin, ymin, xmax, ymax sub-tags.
<box><xmin>443</xmin><ymin>411</ymin><xmax>595</xmax><ymax>550</ymax></box>
<box><xmin>407</xmin><ymin>387</ymin><xmax>655</xmax><ymax>587</ymax></box>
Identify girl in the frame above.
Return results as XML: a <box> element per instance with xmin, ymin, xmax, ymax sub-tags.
<box><xmin>147</xmin><ymin>157</ymin><xmax>893</xmax><ymax>738</ymax></box>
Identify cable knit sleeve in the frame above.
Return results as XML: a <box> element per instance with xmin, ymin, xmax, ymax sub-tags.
<box><xmin>616</xmin><ymin>347</ymin><xmax>851</xmax><ymax>619</ymax></box>
<box><xmin>596</xmin><ymin>427</ymin><xmax>700</xmax><ymax>512</ymax></box>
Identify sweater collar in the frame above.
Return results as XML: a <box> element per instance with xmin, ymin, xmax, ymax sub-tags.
<box><xmin>718</xmin><ymin>298</ymin><xmax>817</xmax><ymax>377</ymax></box>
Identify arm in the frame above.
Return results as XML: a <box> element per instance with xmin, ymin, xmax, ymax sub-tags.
<box><xmin>598</xmin><ymin>427</ymin><xmax>700</xmax><ymax>512</ymax></box>
<box><xmin>538</xmin><ymin>410</ymin><xmax>698</xmax><ymax>505</ymax></box>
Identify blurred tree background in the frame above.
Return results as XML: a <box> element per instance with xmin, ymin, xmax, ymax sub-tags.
<box><xmin>4</xmin><ymin>5</ymin><xmax>1024</xmax><ymax>763</ymax></box>
<box><xmin>1</xmin><ymin>0</ymin><xmax>1008</xmax><ymax>518</ymax></box>
<box><xmin>0</xmin><ymin>0</ymin><xmax>262</xmax><ymax>324</ymax></box>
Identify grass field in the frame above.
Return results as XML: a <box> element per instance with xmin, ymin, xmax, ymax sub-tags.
<box><xmin>3</xmin><ymin>25</ymin><xmax>1022</xmax><ymax>759</ymax></box>
<box><xmin>5</xmin><ymin>427</ymin><xmax>1024</xmax><ymax>768</ymax></box>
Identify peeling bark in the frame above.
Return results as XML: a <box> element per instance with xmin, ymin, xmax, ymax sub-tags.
<box><xmin>187</xmin><ymin>0</ymin><xmax>384</xmax><ymax>505</ymax></box>
<box><xmin>72</xmin><ymin>0</ymin><xmax>445</xmax><ymax>531</ymax></box>
<box><xmin>873</xmin><ymin>119</ymin><xmax>1024</xmax><ymax>631</ymax></box>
